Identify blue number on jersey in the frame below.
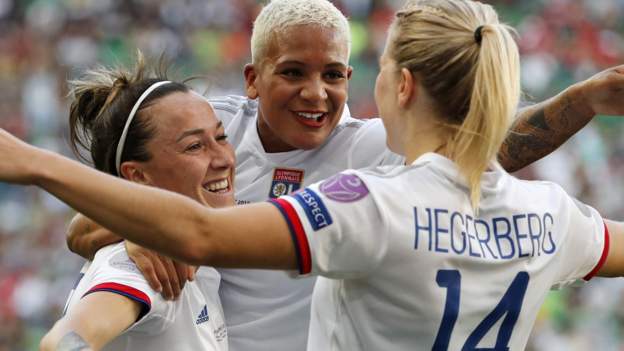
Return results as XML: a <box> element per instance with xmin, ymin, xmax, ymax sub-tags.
<box><xmin>432</xmin><ymin>270</ymin><xmax>529</xmax><ymax>351</ymax></box>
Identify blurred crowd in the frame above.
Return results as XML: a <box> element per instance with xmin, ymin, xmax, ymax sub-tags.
<box><xmin>0</xmin><ymin>0</ymin><xmax>623</xmax><ymax>350</ymax></box>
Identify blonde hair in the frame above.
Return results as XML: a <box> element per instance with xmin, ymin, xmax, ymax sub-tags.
<box><xmin>389</xmin><ymin>0</ymin><xmax>520</xmax><ymax>209</ymax></box>
<box><xmin>251</xmin><ymin>0</ymin><xmax>351</xmax><ymax>64</ymax></box>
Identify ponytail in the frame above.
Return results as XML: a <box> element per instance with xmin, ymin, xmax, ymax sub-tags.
<box><xmin>390</xmin><ymin>0</ymin><xmax>520</xmax><ymax>210</ymax></box>
<box><xmin>67</xmin><ymin>52</ymin><xmax>189</xmax><ymax>176</ymax></box>
<box><xmin>450</xmin><ymin>24</ymin><xmax>520</xmax><ymax>208</ymax></box>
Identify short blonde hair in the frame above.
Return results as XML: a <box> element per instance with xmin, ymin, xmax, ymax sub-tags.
<box><xmin>251</xmin><ymin>0</ymin><xmax>351</xmax><ymax>64</ymax></box>
<box><xmin>390</xmin><ymin>0</ymin><xmax>520</xmax><ymax>209</ymax></box>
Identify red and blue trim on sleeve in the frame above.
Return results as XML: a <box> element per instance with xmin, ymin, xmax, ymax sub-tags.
<box><xmin>84</xmin><ymin>282</ymin><xmax>152</xmax><ymax>320</ymax></box>
<box><xmin>270</xmin><ymin>198</ymin><xmax>312</xmax><ymax>275</ymax></box>
<box><xmin>583</xmin><ymin>222</ymin><xmax>610</xmax><ymax>281</ymax></box>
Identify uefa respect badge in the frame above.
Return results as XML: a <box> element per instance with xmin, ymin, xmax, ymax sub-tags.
<box><xmin>269</xmin><ymin>168</ymin><xmax>305</xmax><ymax>199</ymax></box>
<box><xmin>320</xmin><ymin>173</ymin><xmax>369</xmax><ymax>202</ymax></box>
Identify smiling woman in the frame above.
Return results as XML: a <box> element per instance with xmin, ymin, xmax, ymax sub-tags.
<box><xmin>244</xmin><ymin>13</ymin><xmax>353</xmax><ymax>152</ymax></box>
<box><xmin>39</xmin><ymin>53</ymin><xmax>234</xmax><ymax>351</ymax></box>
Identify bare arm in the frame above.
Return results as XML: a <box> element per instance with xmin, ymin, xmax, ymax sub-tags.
<box><xmin>0</xmin><ymin>135</ymin><xmax>296</xmax><ymax>269</ymax></box>
<box><xmin>66</xmin><ymin>214</ymin><xmax>194</xmax><ymax>299</ymax></box>
<box><xmin>499</xmin><ymin>65</ymin><xmax>624</xmax><ymax>172</ymax></box>
<box><xmin>40</xmin><ymin>292</ymin><xmax>140</xmax><ymax>351</ymax></box>
<box><xmin>597</xmin><ymin>220</ymin><xmax>624</xmax><ymax>277</ymax></box>
<box><xmin>67</xmin><ymin>214</ymin><xmax>122</xmax><ymax>260</ymax></box>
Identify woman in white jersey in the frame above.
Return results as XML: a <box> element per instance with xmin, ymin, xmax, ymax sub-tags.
<box><xmin>39</xmin><ymin>56</ymin><xmax>232</xmax><ymax>351</ymax></box>
<box><xmin>1</xmin><ymin>1</ymin><xmax>624</xmax><ymax>349</ymax></box>
<box><xmin>65</xmin><ymin>1</ymin><xmax>624</xmax><ymax>350</ymax></box>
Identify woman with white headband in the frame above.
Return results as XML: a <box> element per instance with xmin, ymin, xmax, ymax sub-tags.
<box><xmin>39</xmin><ymin>55</ymin><xmax>234</xmax><ymax>351</ymax></box>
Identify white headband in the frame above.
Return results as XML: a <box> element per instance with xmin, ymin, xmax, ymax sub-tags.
<box><xmin>115</xmin><ymin>81</ymin><xmax>171</xmax><ymax>175</ymax></box>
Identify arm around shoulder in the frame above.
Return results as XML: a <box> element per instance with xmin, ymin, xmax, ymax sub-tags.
<box><xmin>67</xmin><ymin>214</ymin><xmax>123</xmax><ymax>260</ymax></box>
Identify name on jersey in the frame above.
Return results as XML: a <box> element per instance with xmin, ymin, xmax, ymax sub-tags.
<box><xmin>294</xmin><ymin>189</ymin><xmax>333</xmax><ymax>231</ymax></box>
<box><xmin>269</xmin><ymin>168</ymin><xmax>304</xmax><ymax>199</ymax></box>
<box><xmin>414</xmin><ymin>207</ymin><xmax>556</xmax><ymax>259</ymax></box>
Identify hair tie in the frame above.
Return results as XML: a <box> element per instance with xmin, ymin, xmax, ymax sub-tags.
<box><xmin>474</xmin><ymin>25</ymin><xmax>484</xmax><ymax>45</ymax></box>
<box><xmin>115</xmin><ymin>80</ymin><xmax>171</xmax><ymax>175</ymax></box>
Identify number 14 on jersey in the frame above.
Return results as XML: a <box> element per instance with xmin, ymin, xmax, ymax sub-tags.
<box><xmin>432</xmin><ymin>270</ymin><xmax>529</xmax><ymax>351</ymax></box>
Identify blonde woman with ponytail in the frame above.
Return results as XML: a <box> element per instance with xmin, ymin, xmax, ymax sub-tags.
<box><xmin>0</xmin><ymin>1</ymin><xmax>623</xmax><ymax>350</ymax></box>
<box><xmin>377</xmin><ymin>0</ymin><xmax>521</xmax><ymax>210</ymax></box>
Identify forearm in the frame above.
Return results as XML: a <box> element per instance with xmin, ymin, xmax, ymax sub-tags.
<box><xmin>67</xmin><ymin>214</ymin><xmax>123</xmax><ymax>259</ymax></box>
<box><xmin>35</xmin><ymin>150</ymin><xmax>211</xmax><ymax>265</ymax></box>
<box><xmin>597</xmin><ymin>219</ymin><xmax>624</xmax><ymax>277</ymax></box>
<box><xmin>498</xmin><ymin>83</ymin><xmax>594</xmax><ymax>172</ymax></box>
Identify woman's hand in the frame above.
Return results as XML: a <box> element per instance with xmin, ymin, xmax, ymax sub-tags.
<box><xmin>125</xmin><ymin>241</ymin><xmax>195</xmax><ymax>300</ymax></box>
<box><xmin>0</xmin><ymin>129</ymin><xmax>45</xmax><ymax>185</ymax></box>
<box><xmin>575</xmin><ymin>65</ymin><xmax>624</xmax><ymax>117</ymax></box>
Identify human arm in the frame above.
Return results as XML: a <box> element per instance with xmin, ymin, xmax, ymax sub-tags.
<box><xmin>0</xmin><ymin>131</ymin><xmax>296</xmax><ymax>268</ymax></box>
<box><xmin>499</xmin><ymin>65</ymin><xmax>624</xmax><ymax>172</ymax></box>
<box><xmin>66</xmin><ymin>214</ymin><xmax>121</xmax><ymax>260</ymax></box>
<box><xmin>597</xmin><ymin>220</ymin><xmax>624</xmax><ymax>277</ymax></box>
<box><xmin>67</xmin><ymin>213</ymin><xmax>195</xmax><ymax>300</ymax></box>
<box><xmin>68</xmin><ymin>212</ymin><xmax>194</xmax><ymax>299</ymax></box>
<box><xmin>39</xmin><ymin>292</ymin><xmax>140</xmax><ymax>351</ymax></box>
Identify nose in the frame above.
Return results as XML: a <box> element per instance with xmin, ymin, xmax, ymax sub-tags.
<box><xmin>300</xmin><ymin>75</ymin><xmax>328</xmax><ymax>102</ymax></box>
<box><xmin>208</xmin><ymin>144</ymin><xmax>235</xmax><ymax>170</ymax></box>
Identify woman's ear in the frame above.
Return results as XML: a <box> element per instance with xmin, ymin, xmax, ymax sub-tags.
<box><xmin>119</xmin><ymin>162</ymin><xmax>151</xmax><ymax>185</ymax></box>
<box><xmin>398</xmin><ymin>68</ymin><xmax>417</xmax><ymax>108</ymax></box>
<box><xmin>244</xmin><ymin>64</ymin><xmax>259</xmax><ymax>99</ymax></box>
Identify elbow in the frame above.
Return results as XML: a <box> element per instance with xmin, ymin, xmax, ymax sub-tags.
<box><xmin>66</xmin><ymin>233</ymin><xmax>80</xmax><ymax>255</ymax></box>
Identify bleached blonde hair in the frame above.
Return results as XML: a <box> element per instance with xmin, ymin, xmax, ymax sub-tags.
<box><xmin>389</xmin><ymin>0</ymin><xmax>520</xmax><ymax>209</ymax></box>
<box><xmin>251</xmin><ymin>0</ymin><xmax>351</xmax><ymax>64</ymax></box>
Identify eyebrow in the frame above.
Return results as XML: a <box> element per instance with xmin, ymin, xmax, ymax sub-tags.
<box><xmin>176</xmin><ymin>121</ymin><xmax>223</xmax><ymax>142</ymax></box>
<box><xmin>276</xmin><ymin>60</ymin><xmax>348</xmax><ymax>70</ymax></box>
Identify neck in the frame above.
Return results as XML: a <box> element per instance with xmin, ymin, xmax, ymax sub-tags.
<box><xmin>256</xmin><ymin>112</ymin><xmax>297</xmax><ymax>153</ymax></box>
<box><xmin>403</xmin><ymin>117</ymin><xmax>448</xmax><ymax>164</ymax></box>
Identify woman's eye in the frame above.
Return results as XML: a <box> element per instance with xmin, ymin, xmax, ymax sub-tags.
<box><xmin>325</xmin><ymin>71</ymin><xmax>345</xmax><ymax>80</ymax></box>
<box><xmin>186</xmin><ymin>142</ymin><xmax>202</xmax><ymax>152</ymax></box>
<box><xmin>216</xmin><ymin>134</ymin><xmax>228</xmax><ymax>143</ymax></box>
<box><xmin>281</xmin><ymin>69</ymin><xmax>303</xmax><ymax>78</ymax></box>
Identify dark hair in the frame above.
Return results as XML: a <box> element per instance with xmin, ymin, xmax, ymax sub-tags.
<box><xmin>68</xmin><ymin>53</ymin><xmax>190</xmax><ymax>177</ymax></box>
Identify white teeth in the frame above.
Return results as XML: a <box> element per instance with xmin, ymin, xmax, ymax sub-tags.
<box><xmin>205</xmin><ymin>179</ymin><xmax>229</xmax><ymax>193</ymax></box>
<box><xmin>297</xmin><ymin>112</ymin><xmax>324</xmax><ymax>120</ymax></box>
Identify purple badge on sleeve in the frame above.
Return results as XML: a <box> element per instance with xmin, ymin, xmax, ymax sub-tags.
<box><xmin>319</xmin><ymin>173</ymin><xmax>369</xmax><ymax>202</ymax></box>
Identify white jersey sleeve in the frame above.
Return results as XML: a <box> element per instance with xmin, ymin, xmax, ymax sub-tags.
<box><xmin>76</xmin><ymin>244</ymin><xmax>174</xmax><ymax>335</ymax></box>
<box><xmin>551</xmin><ymin>195</ymin><xmax>609</xmax><ymax>287</ymax></box>
<box><xmin>271</xmin><ymin>171</ymin><xmax>387</xmax><ymax>278</ymax></box>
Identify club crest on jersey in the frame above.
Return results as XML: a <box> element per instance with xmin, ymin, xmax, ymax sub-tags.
<box><xmin>320</xmin><ymin>173</ymin><xmax>369</xmax><ymax>202</ymax></box>
<box><xmin>269</xmin><ymin>168</ymin><xmax>304</xmax><ymax>199</ymax></box>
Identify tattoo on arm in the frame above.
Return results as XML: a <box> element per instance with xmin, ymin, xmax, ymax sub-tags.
<box><xmin>56</xmin><ymin>331</ymin><xmax>92</xmax><ymax>351</ymax></box>
<box><xmin>498</xmin><ymin>93</ymin><xmax>591</xmax><ymax>172</ymax></box>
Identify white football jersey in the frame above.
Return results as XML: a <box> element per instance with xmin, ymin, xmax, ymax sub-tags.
<box><xmin>209</xmin><ymin>95</ymin><xmax>403</xmax><ymax>351</ymax></box>
<box><xmin>271</xmin><ymin>153</ymin><xmax>608</xmax><ymax>351</ymax></box>
<box><xmin>63</xmin><ymin>243</ymin><xmax>228</xmax><ymax>351</ymax></box>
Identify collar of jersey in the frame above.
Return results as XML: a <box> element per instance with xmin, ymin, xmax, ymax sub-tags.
<box><xmin>410</xmin><ymin>152</ymin><xmax>507</xmax><ymax>195</ymax></box>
